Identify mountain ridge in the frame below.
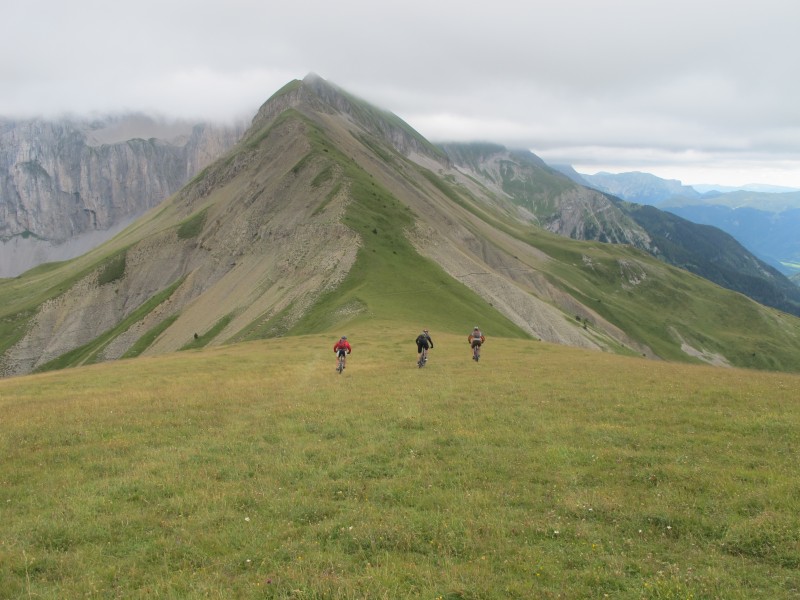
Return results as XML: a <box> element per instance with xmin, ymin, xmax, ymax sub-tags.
<box><xmin>2</xmin><ymin>75</ymin><xmax>800</xmax><ymax>377</ymax></box>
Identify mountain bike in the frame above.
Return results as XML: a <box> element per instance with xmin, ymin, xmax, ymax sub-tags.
<box><xmin>417</xmin><ymin>347</ymin><xmax>428</xmax><ymax>368</ymax></box>
<box><xmin>336</xmin><ymin>351</ymin><xmax>346</xmax><ymax>374</ymax></box>
<box><xmin>472</xmin><ymin>343</ymin><xmax>481</xmax><ymax>362</ymax></box>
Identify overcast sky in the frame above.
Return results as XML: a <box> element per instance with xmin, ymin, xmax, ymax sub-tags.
<box><xmin>4</xmin><ymin>0</ymin><xmax>799</xmax><ymax>187</ymax></box>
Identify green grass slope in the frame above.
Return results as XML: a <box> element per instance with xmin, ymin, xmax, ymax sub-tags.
<box><xmin>2</xmin><ymin>332</ymin><xmax>799</xmax><ymax>598</ymax></box>
<box><xmin>519</xmin><ymin>232</ymin><xmax>800</xmax><ymax>371</ymax></box>
<box><xmin>0</xmin><ymin>242</ymin><xmax>136</xmax><ymax>361</ymax></box>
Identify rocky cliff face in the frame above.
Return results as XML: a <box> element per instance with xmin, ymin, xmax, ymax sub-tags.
<box><xmin>0</xmin><ymin>116</ymin><xmax>244</xmax><ymax>277</ymax></box>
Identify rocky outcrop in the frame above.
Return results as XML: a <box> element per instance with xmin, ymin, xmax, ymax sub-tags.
<box><xmin>0</xmin><ymin>116</ymin><xmax>244</xmax><ymax>276</ymax></box>
<box><xmin>252</xmin><ymin>74</ymin><xmax>446</xmax><ymax>164</ymax></box>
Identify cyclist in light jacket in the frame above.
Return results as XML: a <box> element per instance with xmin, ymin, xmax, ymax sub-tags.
<box><xmin>468</xmin><ymin>326</ymin><xmax>485</xmax><ymax>360</ymax></box>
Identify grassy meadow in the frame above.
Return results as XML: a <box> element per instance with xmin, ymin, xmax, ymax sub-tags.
<box><xmin>1</xmin><ymin>329</ymin><xmax>799</xmax><ymax>599</ymax></box>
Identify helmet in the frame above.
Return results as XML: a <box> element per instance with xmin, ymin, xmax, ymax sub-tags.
<box><xmin>341</xmin><ymin>336</ymin><xmax>347</xmax><ymax>340</ymax></box>
<box><xmin>474</xmin><ymin>326</ymin><xmax>480</xmax><ymax>330</ymax></box>
<box><xmin>423</xmin><ymin>328</ymin><xmax>429</xmax><ymax>333</ymax></box>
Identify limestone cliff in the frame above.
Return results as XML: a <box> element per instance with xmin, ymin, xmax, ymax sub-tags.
<box><xmin>0</xmin><ymin>116</ymin><xmax>244</xmax><ymax>277</ymax></box>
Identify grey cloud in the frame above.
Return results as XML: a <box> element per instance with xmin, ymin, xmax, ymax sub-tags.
<box><xmin>2</xmin><ymin>0</ymin><xmax>799</xmax><ymax>186</ymax></box>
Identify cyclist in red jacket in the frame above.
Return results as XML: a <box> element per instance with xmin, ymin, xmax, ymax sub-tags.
<box><xmin>333</xmin><ymin>336</ymin><xmax>352</xmax><ymax>369</ymax></box>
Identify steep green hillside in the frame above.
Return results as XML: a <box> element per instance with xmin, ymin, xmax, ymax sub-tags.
<box><xmin>465</xmin><ymin>218</ymin><xmax>800</xmax><ymax>371</ymax></box>
<box><xmin>2</xmin><ymin>333</ymin><xmax>799</xmax><ymax>598</ymax></box>
<box><xmin>236</xmin><ymin>113</ymin><xmax>526</xmax><ymax>340</ymax></box>
<box><xmin>617</xmin><ymin>201</ymin><xmax>800</xmax><ymax>317</ymax></box>
<box><xmin>392</xmin><ymin>156</ymin><xmax>800</xmax><ymax>372</ymax></box>
<box><xmin>442</xmin><ymin>143</ymin><xmax>800</xmax><ymax>320</ymax></box>
<box><xmin>664</xmin><ymin>204</ymin><xmax>800</xmax><ymax>276</ymax></box>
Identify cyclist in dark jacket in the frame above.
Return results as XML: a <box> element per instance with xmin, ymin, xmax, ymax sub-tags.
<box><xmin>415</xmin><ymin>329</ymin><xmax>434</xmax><ymax>364</ymax></box>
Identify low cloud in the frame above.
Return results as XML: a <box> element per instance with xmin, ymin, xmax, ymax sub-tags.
<box><xmin>2</xmin><ymin>0</ymin><xmax>799</xmax><ymax>186</ymax></box>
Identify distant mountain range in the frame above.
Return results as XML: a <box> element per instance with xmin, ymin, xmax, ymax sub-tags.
<box><xmin>692</xmin><ymin>183</ymin><xmax>800</xmax><ymax>194</ymax></box>
<box><xmin>568</xmin><ymin>169</ymin><xmax>702</xmax><ymax>205</ymax></box>
<box><xmin>556</xmin><ymin>167</ymin><xmax>800</xmax><ymax>278</ymax></box>
<box><xmin>2</xmin><ymin>74</ymin><xmax>800</xmax><ymax>377</ymax></box>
